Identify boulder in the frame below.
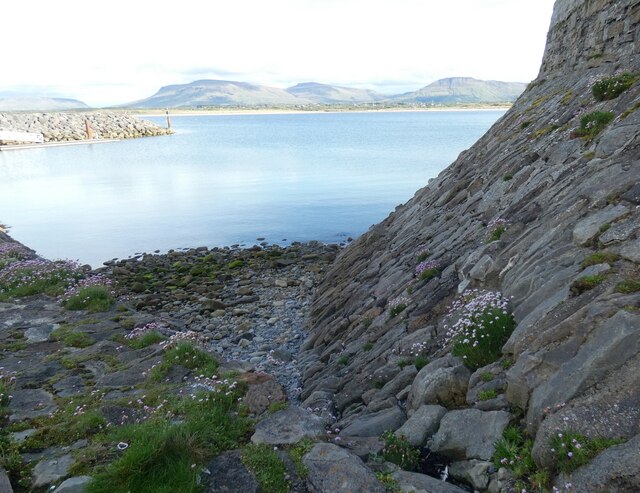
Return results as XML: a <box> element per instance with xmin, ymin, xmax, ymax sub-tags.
<box><xmin>395</xmin><ymin>405</ymin><xmax>447</xmax><ymax>447</ymax></box>
<box><xmin>339</xmin><ymin>406</ymin><xmax>406</xmax><ymax>437</ymax></box>
<box><xmin>0</xmin><ymin>468</ymin><xmax>12</xmax><ymax>493</ymax></box>
<box><xmin>201</xmin><ymin>450</ymin><xmax>259</xmax><ymax>493</ymax></box>
<box><xmin>303</xmin><ymin>443</ymin><xmax>386</xmax><ymax>493</ymax></box>
<box><xmin>55</xmin><ymin>476</ymin><xmax>93</xmax><ymax>493</ymax></box>
<box><xmin>430</xmin><ymin>409</ymin><xmax>511</xmax><ymax>460</ymax></box>
<box><xmin>407</xmin><ymin>356</ymin><xmax>471</xmax><ymax>410</ymax></box>
<box><xmin>251</xmin><ymin>407</ymin><xmax>325</xmax><ymax>445</ymax></box>
<box><xmin>8</xmin><ymin>389</ymin><xmax>57</xmax><ymax>421</ymax></box>
<box><xmin>449</xmin><ymin>460</ymin><xmax>493</xmax><ymax>490</ymax></box>
<box><xmin>32</xmin><ymin>454</ymin><xmax>74</xmax><ymax>488</ymax></box>
<box><xmin>391</xmin><ymin>470</ymin><xmax>469</xmax><ymax>493</ymax></box>
<box><xmin>243</xmin><ymin>377</ymin><xmax>286</xmax><ymax>416</ymax></box>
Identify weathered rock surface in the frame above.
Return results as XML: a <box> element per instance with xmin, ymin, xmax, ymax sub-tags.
<box><xmin>391</xmin><ymin>470</ymin><xmax>469</xmax><ymax>493</ymax></box>
<box><xmin>430</xmin><ymin>409</ymin><xmax>511</xmax><ymax>461</ymax></box>
<box><xmin>303</xmin><ymin>443</ymin><xmax>386</xmax><ymax>493</ymax></box>
<box><xmin>300</xmin><ymin>2</ymin><xmax>640</xmax><ymax>491</ymax></box>
<box><xmin>339</xmin><ymin>405</ymin><xmax>406</xmax><ymax>437</ymax></box>
<box><xmin>54</xmin><ymin>476</ymin><xmax>92</xmax><ymax>493</ymax></box>
<box><xmin>201</xmin><ymin>450</ymin><xmax>260</xmax><ymax>493</ymax></box>
<box><xmin>395</xmin><ymin>404</ymin><xmax>447</xmax><ymax>447</ymax></box>
<box><xmin>251</xmin><ymin>407</ymin><xmax>325</xmax><ymax>445</ymax></box>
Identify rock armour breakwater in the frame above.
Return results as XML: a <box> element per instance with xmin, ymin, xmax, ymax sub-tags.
<box><xmin>0</xmin><ymin>112</ymin><xmax>171</xmax><ymax>144</ymax></box>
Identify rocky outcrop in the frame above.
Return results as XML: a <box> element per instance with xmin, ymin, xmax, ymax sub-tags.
<box><xmin>0</xmin><ymin>111</ymin><xmax>171</xmax><ymax>143</ymax></box>
<box><xmin>301</xmin><ymin>0</ymin><xmax>640</xmax><ymax>490</ymax></box>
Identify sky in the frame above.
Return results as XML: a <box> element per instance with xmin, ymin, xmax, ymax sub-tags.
<box><xmin>2</xmin><ymin>0</ymin><xmax>557</xmax><ymax>107</ymax></box>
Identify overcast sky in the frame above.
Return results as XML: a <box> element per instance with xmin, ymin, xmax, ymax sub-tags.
<box><xmin>2</xmin><ymin>0</ymin><xmax>557</xmax><ymax>107</ymax></box>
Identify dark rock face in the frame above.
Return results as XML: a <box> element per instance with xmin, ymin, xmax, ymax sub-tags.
<box><xmin>301</xmin><ymin>0</ymin><xmax>640</xmax><ymax>489</ymax></box>
<box><xmin>201</xmin><ymin>450</ymin><xmax>260</xmax><ymax>493</ymax></box>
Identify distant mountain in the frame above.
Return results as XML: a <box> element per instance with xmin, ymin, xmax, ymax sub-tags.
<box><xmin>286</xmin><ymin>82</ymin><xmax>386</xmax><ymax>104</ymax></box>
<box><xmin>127</xmin><ymin>80</ymin><xmax>306</xmax><ymax>108</ymax></box>
<box><xmin>392</xmin><ymin>77</ymin><xmax>527</xmax><ymax>104</ymax></box>
<box><xmin>0</xmin><ymin>97</ymin><xmax>89</xmax><ymax>111</ymax></box>
<box><xmin>124</xmin><ymin>77</ymin><xmax>527</xmax><ymax>109</ymax></box>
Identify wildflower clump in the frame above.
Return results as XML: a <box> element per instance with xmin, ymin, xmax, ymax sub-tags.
<box><xmin>0</xmin><ymin>242</ymin><xmax>32</xmax><ymax>269</ymax></box>
<box><xmin>573</xmin><ymin>111</ymin><xmax>615</xmax><ymax>140</ymax></box>
<box><xmin>415</xmin><ymin>259</ymin><xmax>440</xmax><ymax>282</ymax></box>
<box><xmin>486</xmin><ymin>218</ymin><xmax>509</xmax><ymax>243</ymax></box>
<box><xmin>379</xmin><ymin>431</ymin><xmax>420</xmax><ymax>471</ymax></box>
<box><xmin>123</xmin><ymin>321</ymin><xmax>166</xmax><ymax>349</ymax></box>
<box><xmin>62</xmin><ymin>274</ymin><xmax>115</xmax><ymax>312</ymax></box>
<box><xmin>388</xmin><ymin>295</ymin><xmax>409</xmax><ymax>318</ymax></box>
<box><xmin>0</xmin><ymin>367</ymin><xmax>17</xmax><ymax>410</ymax></box>
<box><xmin>592</xmin><ymin>72</ymin><xmax>637</xmax><ymax>101</ymax></box>
<box><xmin>445</xmin><ymin>290</ymin><xmax>516</xmax><ymax>370</ymax></box>
<box><xmin>549</xmin><ymin>430</ymin><xmax>625</xmax><ymax>473</ymax></box>
<box><xmin>0</xmin><ymin>258</ymin><xmax>83</xmax><ymax>300</ymax></box>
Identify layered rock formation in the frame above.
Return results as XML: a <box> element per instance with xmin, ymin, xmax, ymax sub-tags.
<box><xmin>301</xmin><ymin>0</ymin><xmax>640</xmax><ymax>490</ymax></box>
<box><xmin>0</xmin><ymin>112</ymin><xmax>171</xmax><ymax>144</ymax></box>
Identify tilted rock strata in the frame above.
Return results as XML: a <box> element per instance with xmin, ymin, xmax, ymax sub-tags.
<box><xmin>301</xmin><ymin>0</ymin><xmax>640</xmax><ymax>490</ymax></box>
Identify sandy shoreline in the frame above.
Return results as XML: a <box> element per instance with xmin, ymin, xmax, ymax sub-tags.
<box><xmin>130</xmin><ymin>106</ymin><xmax>511</xmax><ymax>117</ymax></box>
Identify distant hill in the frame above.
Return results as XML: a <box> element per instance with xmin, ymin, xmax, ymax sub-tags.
<box><xmin>286</xmin><ymin>82</ymin><xmax>386</xmax><ymax>104</ymax></box>
<box><xmin>124</xmin><ymin>77</ymin><xmax>527</xmax><ymax>108</ymax></box>
<box><xmin>0</xmin><ymin>97</ymin><xmax>89</xmax><ymax>111</ymax></box>
<box><xmin>127</xmin><ymin>80</ymin><xmax>307</xmax><ymax>108</ymax></box>
<box><xmin>392</xmin><ymin>77</ymin><xmax>527</xmax><ymax>104</ymax></box>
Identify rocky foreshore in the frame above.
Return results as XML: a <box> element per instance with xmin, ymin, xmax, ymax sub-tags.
<box><xmin>0</xmin><ymin>112</ymin><xmax>172</xmax><ymax>144</ymax></box>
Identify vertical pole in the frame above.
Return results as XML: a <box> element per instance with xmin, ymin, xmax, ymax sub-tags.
<box><xmin>166</xmin><ymin>109</ymin><xmax>172</xmax><ymax>130</ymax></box>
<box><xmin>85</xmin><ymin>118</ymin><xmax>94</xmax><ymax>140</ymax></box>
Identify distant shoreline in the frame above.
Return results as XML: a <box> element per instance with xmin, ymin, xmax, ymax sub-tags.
<box><xmin>128</xmin><ymin>105</ymin><xmax>511</xmax><ymax>117</ymax></box>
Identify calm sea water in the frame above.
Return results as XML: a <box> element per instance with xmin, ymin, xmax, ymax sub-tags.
<box><xmin>0</xmin><ymin>111</ymin><xmax>504</xmax><ymax>267</ymax></box>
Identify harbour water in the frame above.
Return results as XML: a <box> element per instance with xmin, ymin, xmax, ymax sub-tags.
<box><xmin>0</xmin><ymin>110</ymin><xmax>504</xmax><ymax>266</ymax></box>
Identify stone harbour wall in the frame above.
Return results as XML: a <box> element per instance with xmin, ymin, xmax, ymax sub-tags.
<box><xmin>0</xmin><ymin>111</ymin><xmax>172</xmax><ymax>143</ymax></box>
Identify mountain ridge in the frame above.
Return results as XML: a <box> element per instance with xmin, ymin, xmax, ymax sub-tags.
<box><xmin>125</xmin><ymin>77</ymin><xmax>527</xmax><ymax>108</ymax></box>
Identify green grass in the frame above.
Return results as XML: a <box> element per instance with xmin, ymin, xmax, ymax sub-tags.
<box><xmin>574</xmin><ymin>111</ymin><xmax>615</xmax><ymax>140</ymax></box>
<box><xmin>478</xmin><ymin>389</ymin><xmax>498</xmax><ymax>401</ymax></box>
<box><xmin>616</xmin><ymin>278</ymin><xmax>640</xmax><ymax>294</ymax></box>
<box><xmin>503</xmin><ymin>174</ymin><xmax>513</xmax><ymax>181</ymax></box>
<box><xmin>0</xmin><ymin>264</ymin><xmax>80</xmax><ymax>300</ymax></box>
<box><xmin>486</xmin><ymin>226</ymin><xmax>506</xmax><ymax>243</ymax></box>
<box><xmin>150</xmin><ymin>342</ymin><xmax>219</xmax><ymax>382</ymax></box>
<box><xmin>480</xmin><ymin>372</ymin><xmax>494</xmax><ymax>382</ymax></box>
<box><xmin>549</xmin><ymin>430</ymin><xmax>625</xmax><ymax>473</ymax></box>
<box><xmin>242</xmin><ymin>444</ymin><xmax>290</xmax><ymax>493</ymax></box>
<box><xmin>419</xmin><ymin>268</ymin><xmax>439</xmax><ymax>282</ymax></box>
<box><xmin>337</xmin><ymin>355</ymin><xmax>349</xmax><ymax>365</ymax></box>
<box><xmin>379</xmin><ymin>431</ymin><xmax>420</xmax><ymax>471</ymax></box>
<box><xmin>51</xmin><ymin>325</ymin><xmax>94</xmax><ymax>348</ymax></box>
<box><xmin>570</xmin><ymin>274</ymin><xmax>605</xmax><ymax>295</ymax></box>
<box><xmin>87</xmin><ymin>388</ymin><xmax>251</xmax><ymax>493</ymax></box>
<box><xmin>581</xmin><ymin>251</ymin><xmax>619</xmax><ymax>268</ymax></box>
<box><xmin>389</xmin><ymin>303</ymin><xmax>407</xmax><ymax>318</ymax></box>
<box><xmin>64</xmin><ymin>285</ymin><xmax>114</xmax><ymax>312</ymax></box>
<box><xmin>414</xmin><ymin>354</ymin><xmax>429</xmax><ymax>371</ymax></box>
<box><xmin>592</xmin><ymin>72</ymin><xmax>637</xmax><ymax>101</ymax></box>
<box><xmin>126</xmin><ymin>331</ymin><xmax>166</xmax><ymax>349</ymax></box>
<box><xmin>227</xmin><ymin>260</ymin><xmax>244</xmax><ymax>269</ymax></box>
<box><xmin>288</xmin><ymin>438</ymin><xmax>314</xmax><ymax>478</ymax></box>
<box><xmin>363</xmin><ymin>341</ymin><xmax>374</xmax><ymax>351</ymax></box>
<box><xmin>267</xmin><ymin>401</ymin><xmax>288</xmax><ymax>414</ymax></box>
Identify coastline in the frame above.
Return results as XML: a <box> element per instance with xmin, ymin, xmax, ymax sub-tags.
<box><xmin>128</xmin><ymin>105</ymin><xmax>511</xmax><ymax>117</ymax></box>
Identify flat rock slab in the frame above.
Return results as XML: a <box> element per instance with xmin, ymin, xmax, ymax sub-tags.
<box><xmin>243</xmin><ymin>377</ymin><xmax>286</xmax><ymax>416</ymax></box>
<box><xmin>25</xmin><ymin>323</ymin><xmax>58</xmax><ymax>343</ymax></box>
<box><xmin>251</xmin><ymin>406</ymin><xmax>325</xmax><ymax>445</ymax></box>
<box><xmin>55</xmin><ymin>475</ymin><xmax>92</xmax><ymax>493</ymax></box>
<box><xmin>303</xmin><ymin>443</ymin><xmax>386</xmax><ymax>493</ymax></box>
<box><xmin>572</xmin><ymin>205</ymin><xmax>629</xmax><ymax>246</ymax></box>
<box><xmin>53</xmin><ymin>376</ymin><xmax>86</xmax><ymax>397</ymax></box>
<box><xmin>201</xmin><ymin>450</ymin><xmax>259</xmax><ymax>493</ymax></box>
<box><xmin>8</xmin><ymin>389</ymin><xmax>57</xmax><ymax>422</ymax></box>
<box><xmin>392</xmin><ymin>470</ymin><xmax>469</xmax><ymax>493</ymax></box>
<box><xmin>430</xmin><ymin>409</ymin><xmax>511</xmax><ymax>461</ymax></box>
<box><xmin>340</xmin><ymin>405</ymin><xmax>406</xmax><ymax>437</ymax></box>
<box><xmin>32</xmin><ymin>453</ymin><xmax>74</xmax><ymax>488</ymax></box>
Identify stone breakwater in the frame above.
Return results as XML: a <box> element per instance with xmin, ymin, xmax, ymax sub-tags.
<box><xmin>0</xmin><ymin>111</ymin><xmax>172</xmax><ymax>143</ymax></box>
